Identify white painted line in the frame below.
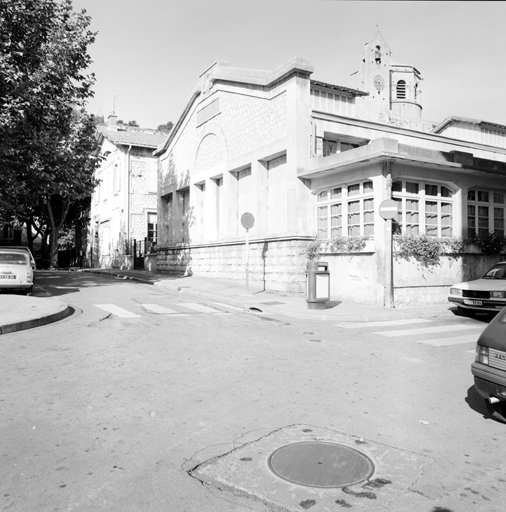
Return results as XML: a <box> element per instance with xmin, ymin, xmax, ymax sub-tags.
<box><xmin>94</xmin><ymin>304</ymin><xmax>141</xmax><ymax>318</ymax></box>
<box><xmin>179</xmin><ymin>303</ymin><xmax>221</xmax><ymax>313</ymax></box>
<box><xmin>415</xmin><ymin>334</ymin><xmax>480</xmax><ymax>347</ymax></box>
<box><xmin>140</xmin><ymin>304</ymin><xmax>178</xmax><ymax>314</ymax></box>
<box><xmin>212</xmin><ymin>301</ymin><xmax>246</xmax><ymax>312</ymax></box>
<box><xmin>375</xmin><ymin>324</ymin><xmax>483</xmax><ymax>338</ymax></box>
<box><xmin>335</xmin><ymin>318</ymin><xmax>432</xmax><ymax>329</ymax></box>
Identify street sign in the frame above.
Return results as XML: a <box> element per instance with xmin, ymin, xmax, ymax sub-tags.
<box><xmin>241</xmin><ymin>212</ymin><xmax>255</xmax><ymax>230</ymax></box>
<box><xmin>379</xmin><ymin>199</ymin><xmax>398</xmax><ymax>220</ymax></box>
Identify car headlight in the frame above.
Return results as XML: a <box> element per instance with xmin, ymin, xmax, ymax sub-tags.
<box><xmin>490</xmin><ymin>291</ymin><xmax>506</xmax><ymax>299</ymax></box>
<box><xmin>476</xmin><ymin>345</ymin><xmax>489</xmax><ymax>365</ymax></box>
<box><xmin>450</xmin><ymin>288</ymin><xmax>463</xmax><ymax>296</ymax></box>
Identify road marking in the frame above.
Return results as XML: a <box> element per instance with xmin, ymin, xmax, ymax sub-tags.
<box><xmin>94</xmin><ymin>304</ymin><xmax>141</xmax><ymax>318</ymax></box>
<box><xmin>179</xmin><ymin>303</ymin><xmax>223</xmax><ymax>314</ymax></box>
<box><xmin>212</xmin><ymin>301</ymin><xmax>246</xmax><ymax>312</ymax></box>
<box><xmin>335</xmin><ymin>318</ymin><xmax>432</xmax><ymax>329</ymax></box>
<box><xmin>415</xmin><ymin>334</ymin><xmax>480</xmax><ymax>347</ymax></box>
<box><xmin>375</xmin><ymin>324</ymin><xmax>483</xmax><ymax>338</ymax></box>
<box><xmin>140</xmin><ymin>304</ymin><xmax>178</xmax><ymax>314</ymax></box>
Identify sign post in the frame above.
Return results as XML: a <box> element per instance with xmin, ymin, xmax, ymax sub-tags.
<box><xmin>240</xmin><ymin>213</ymin><xmax>255</xmax><ymax>294</ymax></box>
<box><xmin>379</xmin><ymin>199</ymin><xmax>398</xmax><ymax>308</ymax></box>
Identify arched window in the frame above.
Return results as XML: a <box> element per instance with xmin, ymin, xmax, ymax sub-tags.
<box><xmin>396</xmin><ymin>80</ymin><xmax>406</xmax><ymax>100</ymax></box>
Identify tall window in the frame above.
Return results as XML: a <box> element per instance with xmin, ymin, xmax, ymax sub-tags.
<box><xmin>147</xmin><ymin>212</ymin><xmax>157</xmax><ymax>243</ymax></box>
<box><xmin>396</xmin><ymin>80</ymin><xmax>406</xmax><ymax>99</ymax></box>
<box><xmin>467</xmin><ymin>189</ymin><xmax>505</xmax><ymax>238</ymax></box>
<box><xmin>392</xmin><ymin>180</ymin><xmax>453</xmax><ymax>237</ymax></box>
<box><xmin>316</xmin><ymin>180</ymin><xmax>374</xmax><ymax>239</ymax></box>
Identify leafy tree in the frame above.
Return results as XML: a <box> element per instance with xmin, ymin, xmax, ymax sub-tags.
<box><xmin>0</xmin><ymin>0</ymin><xmax>100</xmax><ymax>266</ymax></box>
<box><xmin>157</xmin><ymin>121</ymin><xmax>173</xmax><ymax>132</ymax></box>
<box><xmin>127</xmin><ymin>120</ymin><xmax>139</xmax><ymax>127</ymax></box>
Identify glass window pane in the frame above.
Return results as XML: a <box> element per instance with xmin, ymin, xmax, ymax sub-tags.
<box><xmin>425</xmin><ymin>201</ymin><xmax>437</xmax><ymax>213</ymax></box>
<box><xmin>425</xmin><ymin>184</ymin><xmax>438</xmax><ymax>196</ymax></box>
<box><xmin>494</xmin><ymin>193</ymin><xmax>505</xmax><ymax>204</ymax></box>
<box><xmin>331</xmin><ymin>203</ymin><xmax>342</xmax><ymax>215</ymax></box>
<box><xmin>348</xmin><ymin>200</ymin><xmax>360</xmax><ymax>212</ymax></box>
<box><xmin>467</xmin><ymin>205</ymin><xmax>475</xmax><ymax>216</ymax></box>
<box><xmin>441</xmin><ymin>187</ymin><xmax>453</xmax><ymax>198</ymax></box>
<box><xmin>317</xmin><ymin>206</ymin><xmax>328</xmax><ymax>216</ymax></box>
<box><xmin>392</xmin><ymin>181</ymin><xmax>402</xmax><ymax>193</ymax></box>
<box><xmin>348</xmin><ymin>184</ymin><xmax>360</xmax><ymax>196</ymax></box>
<box><xmin>363</xmin><ymin>198</ymin><xmax>374</xmax><ymax>210</ymax></box>
<box><xmin>468</xmin><ymin>190</ymin><xmax>476</xmax><ymax>201</ymax></box>
<box><xmin>406</xmin><ymin>182</ymin><xmax>419</xmax><ymax>194</ymax></box>
<box><xmin>331</xmin><ymin>227</ymin><xmax>342</xmax><ymax>237</ymax></box>
<box><xmin>406</xmin><ymin>199</ymin><xmax>419</xmax><ymax>211</ymax></box>
<box><xmin>317</xmin><ymin>191</ymin><xmax>328</xmax><ymax>202</ymax></box>
<box><xmin>478</xmin><ymin>191</ymin><xmax>489</xmax><ymax>202</ymax></box>
<box><xmin>364</xmin><ymin>224</ymin><xmax>374</xmax><ymax>236</ymax></box>
<box><xmin>363</xmin><ymin>181</ymin><xmax>373</xmax><ymax>193</ymax></box>
<box><xmin>478</xmin><ymin>206</ymin><xmax>489</xmax><ymax>217</ymax></box>
<box><xmin>331</xmin><ymin>188</ymin><xmax>342</xmax><ymax>200</ymax></box>
<box><xmin>348</xmin><ymin>225</ymin><xmax>360</xmax><ymax>236</ymax></box>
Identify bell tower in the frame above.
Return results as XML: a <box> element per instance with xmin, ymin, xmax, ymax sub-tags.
<box><xmin>353</xmin><ymin>31</ymin><xmax>423</xmax><ymax>123</ymax></box>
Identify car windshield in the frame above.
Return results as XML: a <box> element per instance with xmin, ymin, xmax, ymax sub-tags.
<box><xmin>482</xmin><ymin>263</ymin><xmax>506</xmax><ymax>279</ymax></box>
<box><xmin>0</xmin><ymin>253</ymin><xmax>28</xmax><ymax>265</ymax></box>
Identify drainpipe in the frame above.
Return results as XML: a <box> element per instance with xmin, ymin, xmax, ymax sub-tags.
<box><xmin>126</xmin><ymin>145</ymin><xmax>132</xmax><ymax>262</ymax></box>
<box><xmin>384</xmin><ymin>161</ymin><xmax>394</xmax><ymax>308</ymax></box>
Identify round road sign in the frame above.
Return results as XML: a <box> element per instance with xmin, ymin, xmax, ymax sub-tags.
<box><xmin>241</xmin><ymin>212</ymin><xmax>255</xmax><ymax>229</ymax></box>
<box><xmin>379</xmin><ymin>199</ymin><xmax>398</xmax><ymax>220</ymax></box>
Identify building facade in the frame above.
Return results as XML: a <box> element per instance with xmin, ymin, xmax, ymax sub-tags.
<box><xmin>87</xmin><ymin>116</ymin><xmax>167</xmax><ymax>269</ymax></box>
<box><xmin>155</xmin><ymin>33</ymin><xmax>506</xmax><ymax>306</ymax></box>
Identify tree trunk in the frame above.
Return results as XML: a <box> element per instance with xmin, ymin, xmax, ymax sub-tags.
<box><xmin>43</xmin><ymin>196</ymin><xmax>70</xmax><ymax>269</ymax></box>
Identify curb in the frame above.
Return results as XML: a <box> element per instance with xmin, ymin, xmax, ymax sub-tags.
<box><xmin>0</xmin><ymin>305</ymin><xmax>73</xmax><ymax>335</ymax></box>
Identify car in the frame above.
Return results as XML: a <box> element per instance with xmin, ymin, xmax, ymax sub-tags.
<box><xmin>0</xmin><ymin>247</ymin><xmax>35</xmax><ymax>295</ymax></box>
<box><xmin>448</xmin><ymin>261</ymin><xmax>506</xmax><ymax>316</ymax></box>
<box><xmin>471</xmin><ymin>306</ymin><xmax>506</xmax><ymax>423</ymax></box>
<box><xmin>6</xmin><ymin>245</ymin><xmax>36</xmax><ymax>270</ymax></box>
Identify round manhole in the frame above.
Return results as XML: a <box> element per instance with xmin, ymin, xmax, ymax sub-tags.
<box><xmin>268</xmin><ymin>441</ymin><xmax>374</xmax><ymax>488</ymax></box>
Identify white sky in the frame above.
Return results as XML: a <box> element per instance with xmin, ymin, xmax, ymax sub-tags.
<box><xmin>71</xmin><ymin>0</ymin><xmax>506</xmax><ymax>130</ymax></box>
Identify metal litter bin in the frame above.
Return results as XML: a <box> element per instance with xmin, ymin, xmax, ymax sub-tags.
<box><xmin>306</xmin><ymin>261</ymin><xmax>330</xmax><ymax>310</ymax></box>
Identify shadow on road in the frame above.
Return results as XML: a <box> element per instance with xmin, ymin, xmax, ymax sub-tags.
<box><xmin>32</xmin><ymin>270</ymin><xmax>153</xmax><ymax>297</ymax></box>
<box><xmin>465</xmin><ymin>385</ymin><xmax>489</xmax><ymax>420</ymax></box>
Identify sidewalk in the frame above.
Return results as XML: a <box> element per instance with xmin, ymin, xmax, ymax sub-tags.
<box><xmin>0</xmin><ymin>295</ymin><xmax>70</xmax><ymax>335</ymax></box>
<box><xmin>79</xmin><ymin>268</ymin><xmax>453</xmax><ymax>322</ymax></box>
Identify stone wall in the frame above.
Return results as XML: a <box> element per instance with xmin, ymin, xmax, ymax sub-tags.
<box><xmin>156</xmin><ymin>237</ymin><xmax>309</xmax><ymax>293</ymax></box>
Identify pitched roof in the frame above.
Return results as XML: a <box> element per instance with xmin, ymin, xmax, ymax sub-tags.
<box><xmin>98</xmin><ymin>126</ymin><xmax>168</xmax><ymax>149</ymax></box>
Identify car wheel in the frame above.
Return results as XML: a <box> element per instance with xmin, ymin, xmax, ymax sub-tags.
<box><xmin>457</xmin><ymin>306</ymin><xmax>472</xmax><ymax>317</ymax></box>
<box><xmin>25</xmin><ymin>286</ymin><xmax>33</xmax><ymax>296</ymax></box>
<box><xmin>485</xmin><ymin>399</ymin><xmax>506</xmax><ymax>424</ymax></box>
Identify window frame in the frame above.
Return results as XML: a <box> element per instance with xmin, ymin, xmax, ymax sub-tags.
<box><xmin>392</xmin><ymin>180</ymin><xmax>455</xmax><ymax>238</ymax></box>
<box><xmin>316</xmin><ymin>180</ymin><xmax>374</xmax><ymax>239</ymax></box>
<box><xmin>467</xmin><ymin>188</ymin><xmax>505</xmax><ymax>238</ymax></box>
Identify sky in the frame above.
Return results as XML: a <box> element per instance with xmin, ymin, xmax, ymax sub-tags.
<box><xmin>71</xmin><ymin>0</ymin><xmax>506</xmax><ymax>130</ymax></box>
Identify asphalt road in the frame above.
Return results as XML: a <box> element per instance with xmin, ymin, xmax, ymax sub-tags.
<box><xmin>0</xmin><ymin>271</ymin><xmax>504</xmax><ymax>512</ymax></box>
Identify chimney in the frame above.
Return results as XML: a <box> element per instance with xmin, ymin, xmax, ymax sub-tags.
<box><xmin>107</xmin><ymin>113</ymin><xmax>117</xmax><ymax>130</ymax></box>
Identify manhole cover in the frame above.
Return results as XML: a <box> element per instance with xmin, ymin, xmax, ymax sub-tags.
<box><xmin>268</xmin><ymin>441</ymin><xmax>374</xmax><ymax>488</ymax></box>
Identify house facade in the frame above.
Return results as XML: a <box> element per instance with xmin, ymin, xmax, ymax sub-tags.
<box><xmin>154</xmin><ymin>33</ymin><xmax>506</xmax><ymax>307</ymax></box>
<box><xmin>87</xmin><ymin>116</ymin><xmax>167</xmax><ymax>269</ymax></box>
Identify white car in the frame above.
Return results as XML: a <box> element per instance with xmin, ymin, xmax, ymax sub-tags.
<box><xmin>448</xmin><ymin>261</ymin><xmax>506</xmax><ymax>315</ymax></box>
<box><xmin>0</xmin><ymin>248</ymin><xmax>35</xmax><ymax>295</ymax></box>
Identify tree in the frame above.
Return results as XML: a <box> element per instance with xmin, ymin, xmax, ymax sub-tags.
<box><xmin>157</xmin><ymin>121</ymin><xmax>173</xmax><ymax>132</ymax></box>
<box><xmin>0</xmin><ymin>0</ymin><xmax>100</xmax><ymax>266</ymax></box>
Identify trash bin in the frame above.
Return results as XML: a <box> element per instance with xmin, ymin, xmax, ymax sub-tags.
<box><xmin>306</xmin><ymin>261</ymin><xmax>330</xmax><ymax>310</ymax></box>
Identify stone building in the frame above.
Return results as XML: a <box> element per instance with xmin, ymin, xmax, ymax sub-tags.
<box><xmin>154</xmin><ymin>32</ymin><xmax>506</xmax><ymax>306</ymax></box>
<box><xmin>87</xmin><ymin>115</ymin><xmax>167</xmax><ymax>269</ymax></box>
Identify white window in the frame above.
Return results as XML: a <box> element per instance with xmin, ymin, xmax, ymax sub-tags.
<box><xmin>316</xmin><ymin>181</ymin><xmax>374</xmax><ymax>239</ymax></box>
<box><xmin>467</xmin><ymin>189</ymin><xmax>505</xmax><ymax>238</ymax></box>
<box><xmin>392</xmin><ymin>180</ymin><xmax>454</xmax><ymax>237</ymax></box>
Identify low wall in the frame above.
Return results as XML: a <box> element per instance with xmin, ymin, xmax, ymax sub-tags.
<box><xmin>156</xmin><ymin>237</ymin><xmax>310</xmax><ymax>293</ymax></box>
<box><xmin>393</xmin><ymin>253</ymin><xmax>503</xmax><ymax>306</ymax></box>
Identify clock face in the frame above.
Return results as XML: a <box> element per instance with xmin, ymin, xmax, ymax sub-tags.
<box><xmin>374</xmin><ymin>75</ymin><xmax>385</xmax><ymax>91</ymax></box>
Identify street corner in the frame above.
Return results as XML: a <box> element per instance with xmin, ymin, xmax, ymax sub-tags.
<box><xmin>187</xmin><ymin>424</ymin><xmax>434</xmax><ymax>511</ymax></box>
<box><xmin>0</xmin><ymin>295</ymin><xmax>71</xmax><ymax>335</ymax></box>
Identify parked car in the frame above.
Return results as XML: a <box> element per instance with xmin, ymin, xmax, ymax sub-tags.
<box><xmin>471</xmin><ymin>306</ymin><xmax>506</xmax><ymax>423</ymax></box>
<box><xmin>448</xmin><ymin>261</ymin><xmax>506</xmax><ymax>316</ymax></box>
<box><xmin>5</xmin><ymin>246</ymin><xmax>36</xmax><ymax>270</ymax></box>
<box><xmin>0</xmin><ymin>248</ymin><xmax>35</xmax><ymax>295</ymax></box>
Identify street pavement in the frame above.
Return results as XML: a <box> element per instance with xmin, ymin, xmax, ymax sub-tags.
<box><xmin>0</xmin><ymin>267</ymin><xmax>454</xmax><ymax>334</ymax></box>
